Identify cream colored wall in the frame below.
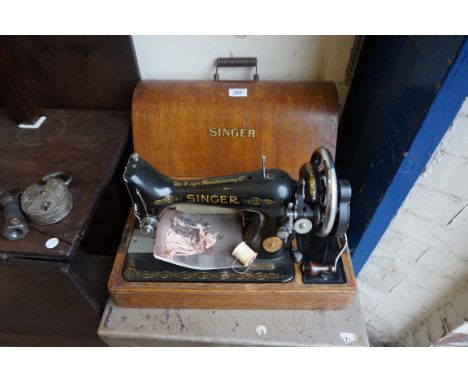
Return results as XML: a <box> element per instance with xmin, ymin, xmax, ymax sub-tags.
<box><xmin>132</xmin><ymin>35</ymin><xmax>355</xmax><ymax>109</ymax></box>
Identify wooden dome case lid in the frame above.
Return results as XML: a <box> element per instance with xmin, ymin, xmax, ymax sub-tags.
<box><xmin>132</xmin><ymin>80</ymin><xmax>338</xmax><ymax>178</ymax></box>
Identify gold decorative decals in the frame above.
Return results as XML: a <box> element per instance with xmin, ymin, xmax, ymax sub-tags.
<box><xmin>244</xmin><ymin>197</ymin><xmax>276</xmax><ymax>206</ymax></box>
<box><xmin>262</xmin><ymin>236</ymin><xmax>283</xmax><ymax>253</ymax></box>
<box><xmin>306</xmin><ymin>162</ymin><xmax>317</xmax><ymax>202</ymax></box>
<box><xmin>123</xmin><ymin>259</ymin><xmax>286</xmax><ymax>281</ymax></box>
<box><xmin>173</xmin><ymin>176</ymin><xmax>246</xmax><ymax>188</ymax></box>
<box><xmin>152</xmin><ymin>195</ymin><xmax>179</xmax><ymax>206</ymax></box>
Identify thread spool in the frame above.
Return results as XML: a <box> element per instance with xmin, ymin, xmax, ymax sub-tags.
<box><xmin>232</xmin><ymin>241</ymin><xmax>257</xmax><ymax>267</ymax></box>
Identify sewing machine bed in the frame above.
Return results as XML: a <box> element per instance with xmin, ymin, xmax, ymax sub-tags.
<box><xmin>108</xmin><ymin>213</ymin><xmax>356</xmax><ymax>309</ymax></box>
<box><xmin>122</xmin><ymin>227</ymin><xmax>347</xmax><ymax>285</ymax></box>
<box><xmin>123</xmin><ymin>229</ymin><xmax>296</xmax><ymax>283</ymax></box>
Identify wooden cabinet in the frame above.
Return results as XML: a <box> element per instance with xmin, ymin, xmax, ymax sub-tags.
<box><xmin>0</xmin><ymin>109</ymin><xmax>131</xmax><ymax>345</ymax></box>
<box><xmin>0</xmin><ymin>36</ymin><xmax>138</xmax><ymax>345</ymax></box>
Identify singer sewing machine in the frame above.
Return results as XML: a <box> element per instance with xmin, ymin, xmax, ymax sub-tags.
<box><xmin>107</xmin><ymin>68</ymin><xmax>357</xmax><ymax>309</ymax></box>
<box><xmin>123</xmin><ymin>147</ymin><xmax>351</xmax><ymax>284</ymax></box>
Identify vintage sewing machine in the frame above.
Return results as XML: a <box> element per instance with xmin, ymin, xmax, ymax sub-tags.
<box><xmin>123</xmin><ymin>146</ymin><xmax>351</xmax><ymax>284</ymax></box>
<box><xmin>107</xmin><ymin>62</ymin><xmax>357</xmax><ymax>309</ymax></box>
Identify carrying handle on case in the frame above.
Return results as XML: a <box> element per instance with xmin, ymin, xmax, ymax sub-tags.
<box><xmin>214</xmin><ymin>57</ymin><xmax>259</xmax><ymax>82</ymax></box>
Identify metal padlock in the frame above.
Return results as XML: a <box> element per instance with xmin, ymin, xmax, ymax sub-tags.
<box><xmin>21</xmin><ymin>172</ymin><xmax>74</xmax><ymax>225</ymax></box>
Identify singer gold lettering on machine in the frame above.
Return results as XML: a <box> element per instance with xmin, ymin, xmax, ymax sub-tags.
<box><xmin>123</xmin><ymin>148</ymin><xmax>352</xmax><ymax>283</ymax></box>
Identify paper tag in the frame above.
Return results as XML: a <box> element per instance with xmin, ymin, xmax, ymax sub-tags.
<box><xmin>340</xmin><ymin>332</ymin><xmax>358</xmax><ymax>345</ymax></box>
<box><xmin>45</xmin><ymin>237</ymin><xmax>59</xmax><ymax>249</ymax></box>
<box><xmin>256</xmin><ymin>325</ymin><xmax>267</xmax><ymax>336</ymax></box>
<box><xmin>229</xmin><ymin>88</ymin><xmax>247</xmax><ymax>97</ymax></box>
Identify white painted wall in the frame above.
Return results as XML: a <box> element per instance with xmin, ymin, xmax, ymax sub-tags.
<box><xmin>132</xmin><ymin>35</ymin><xmax>355</xmax><ymax>108</ymax></box>
<box><xmin>358</xmin><ymin>98</ymin><xmax>468</xmax><ymax>346</ymax></box>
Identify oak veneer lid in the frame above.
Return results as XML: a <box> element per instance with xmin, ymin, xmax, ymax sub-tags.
<box><xmin>132</xmin><ymin>80</ymin><xmax>338</xmax><ymax>178</ymax></box>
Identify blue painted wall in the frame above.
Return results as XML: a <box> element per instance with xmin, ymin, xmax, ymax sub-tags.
<box><xmin>336</xmin><ymin>36</ymin><xmax>467</xmax><ymax>273</ymax></box>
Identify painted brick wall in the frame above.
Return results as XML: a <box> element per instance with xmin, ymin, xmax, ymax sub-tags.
<box><xmin>336</xmin><ymin>36</ymin><xmax>465</xmax><ymax>268</ymax></box>
<box><xmin>358</xmin><ymin>98</ymin><xmax>468</xmax><ymax>345</ymax></box>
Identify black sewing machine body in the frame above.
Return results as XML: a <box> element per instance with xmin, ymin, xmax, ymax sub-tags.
<box><xmin>124</xmin><ymin>154</ymin><xmax>297</xmax><ymax>260</ymax></box>
<box><xmin>123</xmin><ymin>148</ymin><xmax>351</xmax><ymax>284</ymax></box>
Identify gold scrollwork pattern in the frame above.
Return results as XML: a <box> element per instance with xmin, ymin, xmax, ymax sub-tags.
<box><xmin>123</xmin><ymin>259</ymin><xmax>286</xmax><ymax>281</ymax></box>
<box><xmin>152</xmin><ymin>195</ymin><xmax>179</xmax><ymax>206</ymax></box>
<box><xmin>306</xmin><ymin>162</ymin><xmax>317</xmax><ymax>201</ymax></box>
<box><xmin>244</xmin><ymin>197</ymin><xmax>276</xmax><ymax>206</ymax></box>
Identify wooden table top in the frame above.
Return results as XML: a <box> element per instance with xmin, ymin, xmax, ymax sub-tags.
<box><xmin>0</xmin><ymin>108</ymin><xmax>130</xmax><ymax>261</ymax></box>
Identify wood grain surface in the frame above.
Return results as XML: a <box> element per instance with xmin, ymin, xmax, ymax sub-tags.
<box><xmin>0</xmin><ymin>36</ymin><xmax>139</xmax><ymax>111</ymax></box>
<box><xmin>0</xmin><ymin>108</ymin><xmax>130</xmax><ymax>260</ymax></box>
<box><xmin>132</xmin><ymin>80</ymin><xmax>338</xmax><ymax>178</ymax></box>
<box><xmin>0</xmin><ymin>257</ymin><xmax>105</xmax><ymax>345</ymax></box>
<box><xmin>0</xmin><ymin>44</ymin><xmax>40</xmax><ymax>123</ymax></box>
<box><xmin>108</xmin><ymin>213</ymin><xmax>357</xmax><ymax>310</ymax></box>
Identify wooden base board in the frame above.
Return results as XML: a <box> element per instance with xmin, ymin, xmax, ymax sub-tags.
<box><xmin>108</xmin><ymin>213</ymin><xmax>357</xmax><ymax>309</ymax></box>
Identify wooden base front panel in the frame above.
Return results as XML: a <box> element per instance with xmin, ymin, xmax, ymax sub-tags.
<box><xmin>108</xmin><ymin>213</ymin><xmax>357</xmax><ymax>310</ymax></box>
<box><xmin>0</xmin><ymin>257</ymin><xmax>105</xmax><ymax>345</ymax></box>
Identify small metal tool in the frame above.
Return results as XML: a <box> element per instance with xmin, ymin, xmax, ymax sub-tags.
<box><xmin>262</xmin><ymin>155</ymin><xmax>266</xmax><ymax>179</ymax></box>
<box><xmin>0</xmin><ymin>188</ymin><xmax>29</xmax><ymax>240</ymax></box>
